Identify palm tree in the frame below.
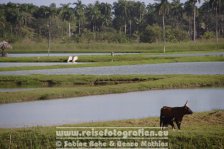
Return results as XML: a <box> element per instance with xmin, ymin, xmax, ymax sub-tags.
<box><xmin>86</xmin><ymin>3</ymin><xmax>100</xmax><ymax>32</ymax></box>
<box><xmin>170</xmin><ymin>0</ymin><xmax>184</xmax><ymax>28</ymax></box>
<box><xmin>209</xmin><ymin>0</ymin><xmax>221</xmax><ymax>45</ymax></box>
<box><xmin>19</xmin><ymin>4</ymin><xmax>35</xmax><ymax>27</ymax></box>
<box><xmin>126</xmin><ymin>1</ymin><xmax>136</xmax><ymax>37</ymax></box>
<box><xmin>74</xmin><ymin>0</ymin><xmax>85</xmax><ymax>35</ymax></box>
<box><xmin>123</xmin><ymin>0</ymin><xmax>128</xmax><ymax>34</ymax></box>
<box><xmin>184</xmin><ymin>1</ymin><xmax>194</xmax><ymax>39</ymax></box>
<box><xmin>42</xmin><ymin>6</ymin><xmax>52</xmax><ymax>54</ymax></box>
<box><xmin>99</xmin><ymin>2</ymin><xmax>112</xmax><ymax>28</ymax></box>
<box><xmin>59</xmin><ymin>3</ymin><xmax>74</xmax><ymax>37</ymax></box>
<box><xmin>135</xmin><ymin>2</ymin><xmax>146</xmax><ymax>32</ymax></box>
<box><xmin>189</xmin><ymin>0</ymin><xmax>200</xmax><ymax>42</ymax></box>
<box><xmin>113</xmin><ymin>0</ymin><xmax>128</xmax><ymax>34</ymax></box>
<box><xmin>4</xmin><ymin>3</ymin><xmax>23</xmax><ymax>37</ymax></box>
<box><xmin>49</xmin><ymin>3</ymin><xmax>57</xmax><ymax>18</ymax></box>
<box><xmin>156</xmin><ymin>0</ymin><xmax>170</xmax><ymax>53</ymax></box>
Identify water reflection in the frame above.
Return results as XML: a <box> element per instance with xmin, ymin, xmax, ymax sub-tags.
<box><xmin>0</xmin><ymin>88</ymin><xmax>223</xmax><ymax>128</ymax></box>
<box><xmin>0</xmin><ymin>88</ymin><xmax>34</xmax><ymax>92</ymax></box>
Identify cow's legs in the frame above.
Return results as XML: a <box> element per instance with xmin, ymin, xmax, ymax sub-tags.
<box><xmin>160</xmin><ymin>117</ymin><xmax>163</xmax><ymax>130</ymax></box>
<box><xmin>169</xmin><ymin>121</ymin><xmax>175</xmax><ymax>130</ymax></box>
<box><xmin>160</xmin><ymin>117</ymin><xmax>168</xmax><ymax>130</ymax></box>
<box><xmin>175</xmin><ymin>121</ymin><xmax>181</xmax><ymax>130</ymax></box>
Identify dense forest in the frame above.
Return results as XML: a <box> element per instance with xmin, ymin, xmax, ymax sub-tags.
<box><xmin>0</xmin><ymin>0</ymin><xmax>223</xmax><ymax>43</ymax></box>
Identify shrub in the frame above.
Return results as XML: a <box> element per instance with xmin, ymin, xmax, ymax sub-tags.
<box><xmin>140</xmin><ymin>24</ymin><xmax>162</xmax><ymax>43</ymax></box>
<box><xmin>202</xmin><ymin>31</ymin><xmax>215</xmax><ymax>39</ymax></box>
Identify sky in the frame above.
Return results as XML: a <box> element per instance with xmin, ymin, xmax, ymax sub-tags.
<box><xmin>0</xmin><ymin>0</ymin><xmax>199</xmax><ymax>7</ymax></box>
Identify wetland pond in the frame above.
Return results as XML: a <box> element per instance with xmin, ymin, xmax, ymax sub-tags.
<box><xmin>0</xmin><ymin>62</ymin><xmax>223</xmax><ymax>75</ymax></box>
<box><xmin>0</xmin><ymin>88</ymin><xmax>223</xmax><ymax>128</ymax></box>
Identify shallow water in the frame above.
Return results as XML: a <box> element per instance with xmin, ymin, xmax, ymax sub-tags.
<box><xmin>0</xmin><ymin>62</ymin><xmax>84</xmax><ymax>67</ymax></box>
<box><xmin>0</xmin><ymin>62</ymin><xmax>223</xmax><ymax>75</ymax></box>
<box><xmin>0</xmin><ymin>88</ymin><xmax>34</xmax><ymax>92</ymax></box>
<box><xmin>0</xmin><ymin>88</ymin><xmax>223</xmax><ymax>128</ymax></box>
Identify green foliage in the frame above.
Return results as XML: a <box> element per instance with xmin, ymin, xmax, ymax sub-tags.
<box><xmin>141</xmin><ymin>25</ymin><xmax>193</xmax><ymax>43</ymax></box>
<box><xmin>0</xmin><ymin>0</ymin><xmax>223</xmax><ymax>43</ymax></box>
<box><xmin>140</xmin><ymin>24</ymin><xmax>162</xmax><ymax>43</ymax></box>
<box><xmin>166</xmin><ymin>26</ymin><xmax>189</xmax><ymax>42</ymax></box>
<box><xmin>202</xmin><ymin>31</ymin><xmax>215</xmax><ymax>39</ymax></box>
<box><xmin>0</xmin><ymin>74</ymin><xmax>224</xmax><ymax>104</ymax></box>
<box><xmin>69</xmin><ymin>29</ymin><xmax>129</xmax><ymax>43</ymax></box>
<box><xmin>2</xmin><ymin>39</ymin><xmax>223</xmax><ymax>57</ymax></box>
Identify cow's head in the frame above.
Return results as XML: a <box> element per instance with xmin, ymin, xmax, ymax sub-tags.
<box><xmin>183</xmin><ymin>100</ymin><xmax>193</xmax><ymax>114</ymax></box>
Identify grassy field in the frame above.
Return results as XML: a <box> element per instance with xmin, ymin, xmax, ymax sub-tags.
<box><xmin>0</xmin><ymin>55</ymin><xmax>223</xmax><ymax>72</ymax></box>
<box><xmin>1</xmin><ymin>54</ymin><xmax>224</xmax><ymax>62</ymax></box>
<box><xmin>0</xmin><ymin>110</ymin><xmax>223</xmax><ymax>148</ymax></box>
<box><xmin>1</xmin><ymin>40</ymin><xmax>223</xmax><ymax>148</ymax></box>
<box><xmin>9</xmin><ymin>39</ymin><xmax>224</xmax><ymax>53</ymax></box>
<box><xmin>0</xmin><ymin>74</ymin><xmax>223</xmax><ymax>104</ymax></box>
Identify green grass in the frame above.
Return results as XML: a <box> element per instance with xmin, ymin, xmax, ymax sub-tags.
<box><xmin>2</xmin><ymin>54</ymin><xmax>224</xmax><ymax>63</ymax></box>
<box><xmin>0</xmin><ymin>55</ymin><xmax>223</xmax><ymax>72</ymax></box>
<box><xmin>0</xmin><ymin>74</ymin><xmax>164</xmax><ymax>88</ymax></box>
<box><xmin>9</xmin><ymin>39</ymin><xmax>224</xmax><ymax>53</ymax></box>
<box><xmin>0</xmin><ymin>56</ymin><xmax>67</xmax><ymax>62</ymax></box>
<box><xmin>0</xmin><ymin>110</ymin><xmax>223</xmax><ymax>148</ymax></box>
<box><xmin>0</xmin><ymin>74</ymin><xmax>223</xmax><ymax>104</ymax></box>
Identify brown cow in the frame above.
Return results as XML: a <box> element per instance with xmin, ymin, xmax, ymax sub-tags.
<box><xmin>160</xmin><ymin>101</ymin><xmax>193</xmax><ymax>129</ymax></box>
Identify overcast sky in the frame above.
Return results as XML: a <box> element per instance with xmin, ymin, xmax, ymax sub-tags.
<box><xmin>0</xmin><ymin>0</ymin><xmax>202</xmax><ymax>7</ymax></box>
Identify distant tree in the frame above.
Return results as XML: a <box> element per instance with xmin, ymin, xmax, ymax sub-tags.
<box><xmin>0</xmin><ymin>0</ymin><xmax>222</xmax><ymax>43</ymax></box>
<box><xmin>184</xmin><ymin>1</ymin><xmax>194</xmax><ymax>39</ymax></box>
<box><xmin>59</xmin><ymin>3</ymin><xmax>74</xmax><ymax>37</ymax></box>
<box><xmin>86</xmin><ymin>3</ymin><xmax>100</xmax><ymax>32</ymax></box>
<box><xmin>4</xmin><ymin>3</ymin><xmax>23</xmax><ymax>37</ymax></box>
<box><xmin>156</xmin><ymin>0</ymin><xmax>170</xmax><ymax>53</ymax></box>
<box><xmin>209</xmin><ymin>0</ymin><xmax>221</xmax><ymax>44</ymax></box>
<box><xmin>49</xmin><ymin>3</ymin><xmax>57</xmax><ymax>17</ymax></box>
<box><xmin>144</xmin><ymin>4</ymin><xmax>158</xmax><ymax>26</ymax></box>
<box><xmin>189</xmin><ymin>0</ymin><xmax>200</xmax><ymax>42</ymax></box>
<box><xmin>134</xmin><ymin>1</ymin><xmax>146</xmax><ymax>34</ymax></box>
<box><xmin>0</xmin><ymin>6</ymin><xmax>6</xmax><ymax>37</ymax></box>
<box><xmin>99</xmin><ymin>2</ymin><xmax>112</xmax><ymax>29</ymax></box>
<box><xmin>74</xmin><ymin>0</ymin><xmax>85</xmax><ymax>35</ymax></box>
<box><xmin>113</xmin><ymin>0</ymin><xmax>128</xmax><ymax>34</ymax></box>
<box><xmin>169</xmin><ymin>0</ymin><xmax>184</xmax><ymax>28</ymax></box>
<box><xmin>140</xmin><ymin>24</ymin><xmax>162</xmax><ymax>43</ymax></box>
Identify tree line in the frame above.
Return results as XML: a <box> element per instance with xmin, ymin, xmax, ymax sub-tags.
<box><xmin>0</xmin><ymin>0</ymin><xmax>223</xmax><ymax>43</ymax></box>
